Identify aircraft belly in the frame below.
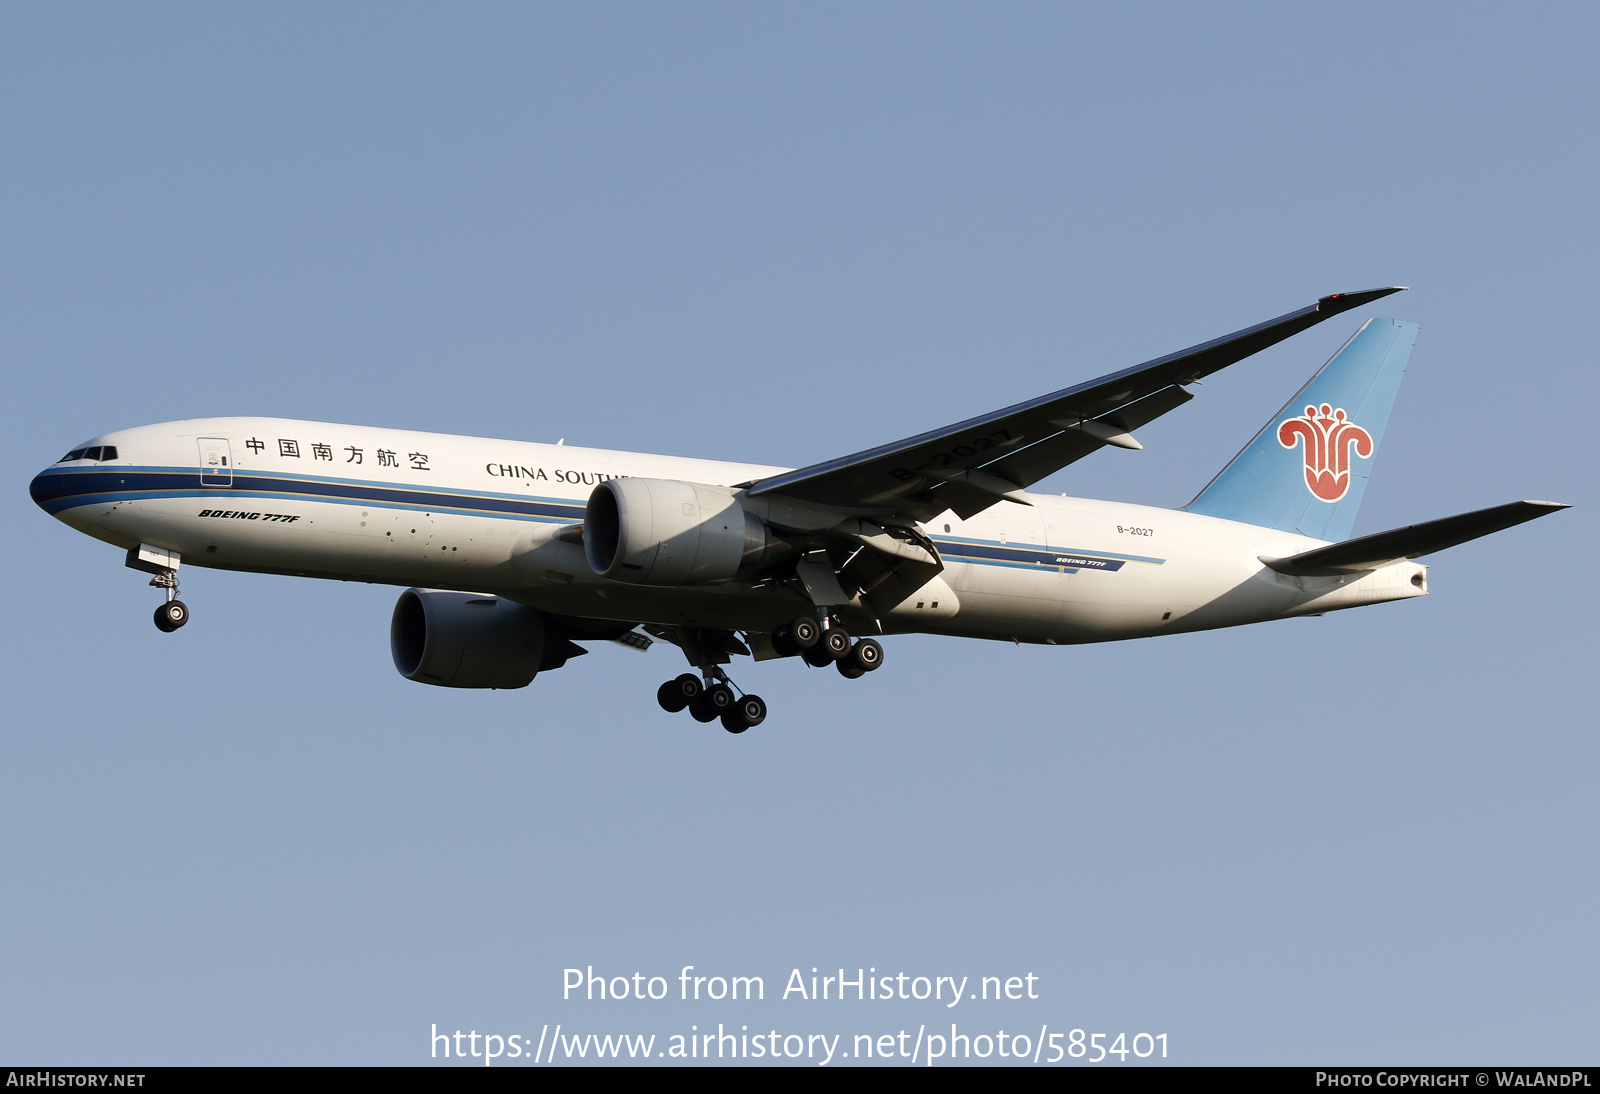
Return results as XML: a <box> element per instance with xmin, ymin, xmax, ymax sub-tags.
<box><xmin>507</xmin><ymin>582</ymin><xmax>793</xmax><ymax>631</ymax></box>
<box><xmin>51</xmin><ymin>502</ymin><xmax>140</xmax><ymax>551</ymax></box>
<box><xmin>944</xmin><ymin>560</ymin><xmax>1071</xmax><ymax>638</ymax></box>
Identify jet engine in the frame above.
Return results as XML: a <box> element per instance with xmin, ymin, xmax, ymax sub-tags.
<box><xmin>583</xmin><ymin>478</ymin><xmax>787</xmax><ymax>584</ymax></box>
<box><xmin>390</xmin><ymin>589</ymin><xmax>574</xmax><ymax>689</ymax></box>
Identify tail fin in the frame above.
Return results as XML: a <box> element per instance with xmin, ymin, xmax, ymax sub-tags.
<box><xmin>1184</xmin><ymin>317</ymin><xmax>1418</xmax><ymax>541</ymax></box>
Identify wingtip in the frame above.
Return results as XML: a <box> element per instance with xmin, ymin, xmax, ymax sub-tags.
<box><xmin>1523</xmin><ymin>500</ymin><xmax>1572</xmax><ymax>511</ymax></box>
<box><xmin>1315</xmin><ymin>285</ymin><xmax>1409</xmax><ymax>315</ymax></box>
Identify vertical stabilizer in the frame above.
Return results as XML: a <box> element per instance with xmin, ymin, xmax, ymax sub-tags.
<box><xmin>1184</xmin><ymin>318</ymin><xmax>1418</xmax><ymax>542</ymax></box>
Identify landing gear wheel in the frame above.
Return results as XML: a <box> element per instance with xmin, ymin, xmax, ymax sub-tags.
<box><xmin>690</xmin><ymin>683</ymin><xmax>735</xmax><ymax>723</ymax></box>
<box><xmin>788</xmin><ymin>615</ymin><xmax>821</xmax><ymax>649</ymax></box>
<box><xmin>801</xmin><ymin>645</ymin><xmax>834</xmax><ymax>668</ymax></box>
<box><xmin>154</xmin><ymin>600</ymin><xmax>189</xmax><ymax>632</ymax></box>
<box><xmin>657</xmin><ymin>673</ymin><xmax>702</xmax><ymax>713</ymax></box>
<box><xmin>770</xmin><ymin>628</ymin><xmax>800</xmax><ymax>657</ymax></box>
<box><xmin>836</xmin><ymin>659</ymin><xmax>865</xmax><ymax>679</ymax></box>
<box><xmin>851</xmin><ymin>638</ymin><xmax>884</xmax><ymax>672</ymax></box>
<box><xmin>822</xmin><ymin>627</ymin><xmax>852</xmax><ymax>660</ymax></box>
<box><xmin>721</xmin><ymin>694</ymin><xmax>767</xmax><ymax>734</ymax></box>
<box><xmin>703</xmin><ymin>683</ymin><xmax>735</xmax><ymax>714</ymax></box>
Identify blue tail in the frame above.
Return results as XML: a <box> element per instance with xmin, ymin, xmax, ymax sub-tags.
<box><xmin>1184</xmin><ymin>318</ymin><xmax>1418</xmax><ymax>542</ymax></box>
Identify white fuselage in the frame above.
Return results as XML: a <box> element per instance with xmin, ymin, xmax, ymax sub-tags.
<box><xmin>31</xmin><ymin>417</ymin><xmax>1428</xmax><ymax>644</ymax></box>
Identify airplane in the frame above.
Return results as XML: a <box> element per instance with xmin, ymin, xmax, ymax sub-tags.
<box><xmin>29</xmin><ymin>287</ymin><xmax>1568</xmax><ymax>734</ymax></box>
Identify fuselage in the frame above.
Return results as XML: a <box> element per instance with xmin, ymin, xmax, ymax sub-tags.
<box><xmin>29</xmin><ymin>417</ymin><xmax>1428</xmax><ymax>644</ymax></box>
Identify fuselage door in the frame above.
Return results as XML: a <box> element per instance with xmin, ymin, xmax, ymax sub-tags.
<box><xmin>199</xmin><ymin>437</ymin><xmax>233</xmax><ymax>486</ymax></box>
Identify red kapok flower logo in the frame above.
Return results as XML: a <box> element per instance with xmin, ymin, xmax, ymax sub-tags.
<box><xmin>1277</xmin><ymin>403</ymin><xmax>1373</xmax><ymax>502</ymax></box>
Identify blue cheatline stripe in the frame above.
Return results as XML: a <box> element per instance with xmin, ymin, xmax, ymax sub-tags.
<box><xmin>177</xmin><ymin>462</ymin><xmax>595</xmax><ymax>506</ymax></box>
<box><xmin>961</xmin><ymin>557</ymin><xmax>1081</xmax><ymax>574</ymax></box>
<box><xmin>933</xmin><ymin>534</ymin><xmax>1164</xmax><ymax>565</ymax></box>
<box><xmin>935</xmin><ymin>540</ymin><xmax>1161</xmax><ymax>573</ymax></box>
<box><xmin>33</xmin><ymin>466</ymin><xmax>589</xmax><ymax>522</ymax></box>
<box><xmin>35</xmin><ymin>467</ymin><xmax>1162</xmax><ymax>574</ymax></box>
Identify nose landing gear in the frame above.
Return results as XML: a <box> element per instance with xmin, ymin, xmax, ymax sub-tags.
<box><xmin>148</xmin><ymin>567</ymin><xmax>189</xmax><ymax>633</ymax></box>
<box><xmin>127</xmin><ymin>544</ymin><xmax>190</xmax><ymax>633</ymax></box>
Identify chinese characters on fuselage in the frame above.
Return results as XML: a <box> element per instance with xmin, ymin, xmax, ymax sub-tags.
<box><xmin>244</xmin><ymin>437</ymin><xmax>432</xmax><ymax>472</ymax></box>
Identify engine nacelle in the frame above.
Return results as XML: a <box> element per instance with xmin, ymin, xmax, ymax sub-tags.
<box><xmin>390</xmin><ymin>589</ymin><xmax>547</xmax><ymax>689</ymax></box>
<box><xmin>583</xmin><ymin>478</ymin><xmax>786</xmax><ymax>584</ymax></box>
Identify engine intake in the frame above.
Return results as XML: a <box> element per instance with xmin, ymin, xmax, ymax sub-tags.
<box><xmin>583</xmin><ymin>478</ymin><xmax>785</xmax><ymax>584</ymax></box>
<box><xmin>390</xmin><ymin>589</ymin><xmax>549</xmax><ymax>689</ymax></box>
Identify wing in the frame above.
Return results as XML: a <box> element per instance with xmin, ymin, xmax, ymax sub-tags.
<box><xmin>747</xmin><ymin>287</ymin><xmax>1407</xmax><ymax>520</ymax></box>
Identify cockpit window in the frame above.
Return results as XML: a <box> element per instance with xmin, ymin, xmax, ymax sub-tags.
<box><xmin>58</xmin><ymin>445</ymin><xmax>118</xmax><ymax>463</ymax></box>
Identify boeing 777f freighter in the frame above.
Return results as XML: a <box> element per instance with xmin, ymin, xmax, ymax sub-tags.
<box><xmin>29</xmin><ymin>288</ymin><xmax>1567</xmax><ymax>732</ymax></box>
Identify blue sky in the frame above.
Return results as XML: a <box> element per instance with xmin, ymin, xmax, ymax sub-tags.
<box><xmin>2</xmin><ymin>2</ymin><xmax>1594</xmax><ymax>1065</ymax></box>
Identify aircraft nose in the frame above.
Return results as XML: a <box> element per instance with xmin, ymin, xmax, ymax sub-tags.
<box><xmin>29</xmin><ymin>468</ymin><xmax>65</xmax><ymax>512</ymax></box>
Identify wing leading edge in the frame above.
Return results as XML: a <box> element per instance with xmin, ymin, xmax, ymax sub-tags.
<box><xmin>747</xmin><ymin>287</ymin><xmax>1408</xmax><ymax>519</ymax></box>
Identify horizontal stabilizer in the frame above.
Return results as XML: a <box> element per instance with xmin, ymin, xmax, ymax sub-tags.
<box><xmin>1262</xmin><ymin>500</ymin><xmax>1570</xmax><ymax>576</ymax></box>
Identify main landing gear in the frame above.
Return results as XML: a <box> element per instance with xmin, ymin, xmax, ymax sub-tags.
<box><xmin>652</xmin><ymin>614</ymin><xmax>883</xmax><ymax>734</ymax></box>
<box><xmin>771</xmin><ymin>613</ymin><xmax>884</xmax><ymax>680</ymax></box>
<box><xmin>656</xmin><ymin>672</ymin><xmax>768</xmax><ymax>734</ymax></box>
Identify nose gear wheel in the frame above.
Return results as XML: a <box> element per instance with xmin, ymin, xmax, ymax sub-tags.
<box><xmin>154</xmin><ymin>600</ymin><xmax>189</xmax><ymax>632</ymax></box>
